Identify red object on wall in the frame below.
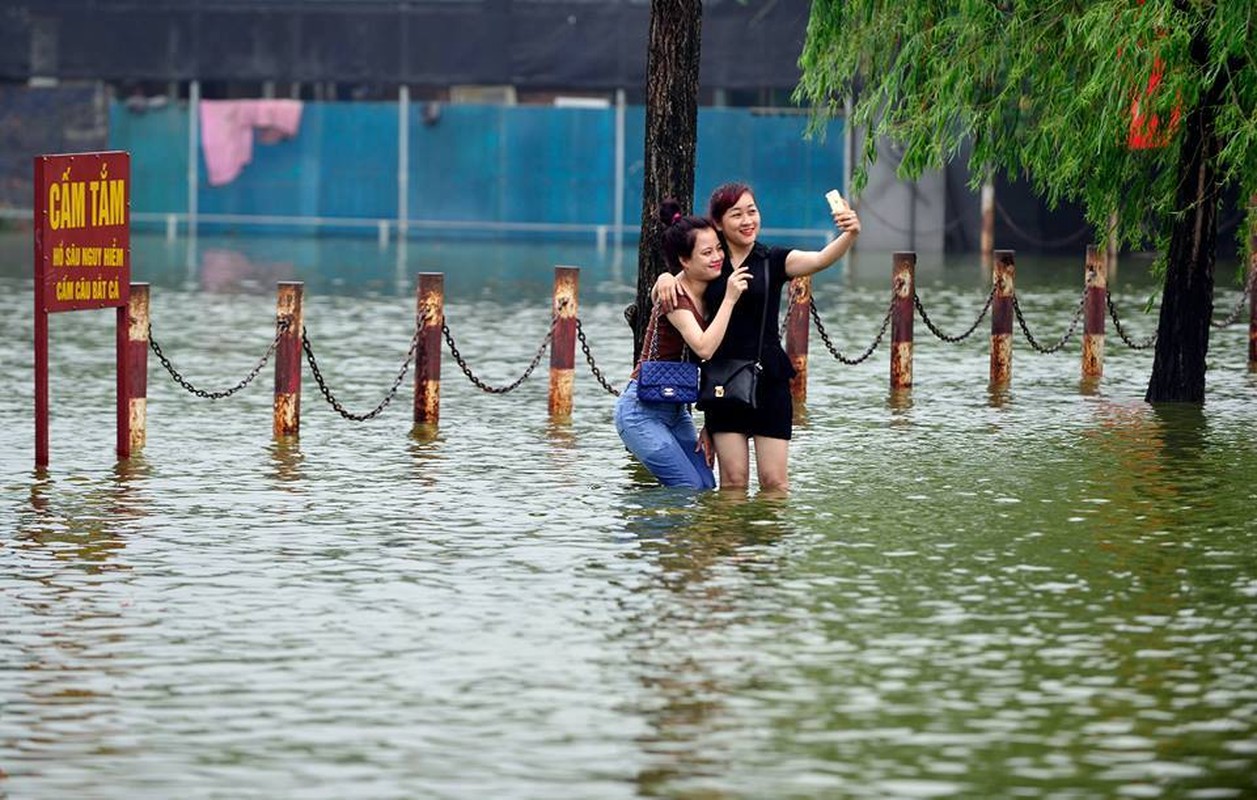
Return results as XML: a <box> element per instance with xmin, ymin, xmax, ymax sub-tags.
<box><xmin>1127</xmin><ymin>0</ymin><xmax>1179</xmax><ymax>150</ymax></box>
<box><xmin>1129</xmin><ymin>56</ymin><xmax>1181</xmax><ymax>150</ymax></box>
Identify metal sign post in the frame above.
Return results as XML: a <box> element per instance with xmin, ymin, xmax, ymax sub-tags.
<box><xmin>33</xmin><ymin>151</ymin><xmax>132</xmax><ymax>468</ymax></box>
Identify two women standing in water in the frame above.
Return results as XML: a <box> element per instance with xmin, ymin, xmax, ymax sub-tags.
<box><xmin>613</xmin><ymin>200</ymin><xmax>749</xmax><ymax>489</ymax></box>
<box><xmin>623</xmin><ymin>182</ymin><xmax>861</xmax><ymax>492</ymax></box>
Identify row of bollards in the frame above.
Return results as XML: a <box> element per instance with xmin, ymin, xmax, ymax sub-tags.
<box><xmin>865</xmin><ymin>244</ymin><xmax>1256</xmax><ymax>391</ymax></box>
<box><xmin>122</xmin><ymin>267</ymin><xmax>589</xmax><ymax>446</ymax></box>
<box><xmin>120</xmin><ymin>246</ymin><xmax>1256</xmax><ymax>451</ymax></box>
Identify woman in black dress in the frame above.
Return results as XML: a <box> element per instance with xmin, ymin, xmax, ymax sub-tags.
<box><xmin>654</xmin><ymin>182</ymin><xmax>860</xmax><ymax>491</ymax></box>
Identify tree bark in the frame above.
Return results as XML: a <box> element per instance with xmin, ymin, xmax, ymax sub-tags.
<box><xmin>1145</xmin><ymin>20</ymin><xmax>1228</xmax><ymax>403</ymax></box>
<box><xmin>631</xmin><ymin>0</ymin><xmax>702</xmax><ymax>364</ymax></box>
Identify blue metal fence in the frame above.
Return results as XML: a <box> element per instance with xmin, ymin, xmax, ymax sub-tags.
<box><xmin>110</xmin><ymin>100</ymin><xmax>845</xmax><ymax>239</ymax></box>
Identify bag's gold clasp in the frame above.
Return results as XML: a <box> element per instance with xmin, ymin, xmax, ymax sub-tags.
<box><xmin>714</xmin><ymin>386</ymin><xmax>725</xmax><ymax>398</ymax></box>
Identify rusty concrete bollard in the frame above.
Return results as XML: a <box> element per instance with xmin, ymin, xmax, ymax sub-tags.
<box><xmin>549</xmin><ymin>266</ymin><xmax>579</xmax><ymax>417</ymax></box>
<box><xmin>980</xmin><ymin>179</ymin><xmax>995</xmax><ymax>272</ymax></box>
<box><xmin>890</xmin><ymin>252</ymin><xmax>915</xmax><ymax>390</ymax></box>
<box><xmin>273</xmin><ymin>282</ymin><xmax>304</xmax><ymax>437</ymax></box>
<box><xmin>414</xmin><ymin>273</ymin><xmax>444</xmax><ymax>426</ymax></box>
<box><xmin>1107</xmin><ymin>211</ymin><xmax>1120</xmax><ymax>279</ymax></box>
<box><xmin>785</xmin><ymin>275</ymin><xmax>811</xmax><ymax>405</ymax></box>
<box><xmin>990</xmin><ymin>250</ymin><xmax>1015</xmax><ymax>387</ymax></box>
<box><xmin>1082</xmin><ymin>245</ymin><xmax>1106</xmax><ymax>378</ymax></box>
<box><xmin>126</xmin><ymin>283</ymin><xmax>149</xmax><ymax>452</ymax></box>
<box><xmin>115</xmin><ymin>298</ymin><xmax>132</xmax><ymax>460</ymax></box>
<box><xmin>1249</xmin><ymin>231</ymin><xmax>1257</xmax><ymax>373</ymax></box>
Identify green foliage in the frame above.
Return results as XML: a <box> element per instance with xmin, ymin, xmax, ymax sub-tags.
<box><xmin>796</xmin><ymin>0</ymin><xmax>1257</xmax><ymax>253</ymax></box>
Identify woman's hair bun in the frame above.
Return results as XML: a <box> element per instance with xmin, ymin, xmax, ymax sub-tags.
<box><xmin>657</xmin><ymin>198</ymin><xmax>684</xmax><ymax>227</ymax></box>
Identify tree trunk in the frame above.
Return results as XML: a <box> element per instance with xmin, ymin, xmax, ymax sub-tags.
<box><xmin>631</xmin><ymin>0</ymin><xmax>702</xmax><ymax>364</ymax></box>
<box><xmin>1144</xmin><ymin>25</ymin><xmax>1224</xmax><ymax>404</ymax></box>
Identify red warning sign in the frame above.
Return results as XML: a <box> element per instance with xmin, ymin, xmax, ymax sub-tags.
<box><xmin>35</xmin><ymin>151</ymin><xmax>130</xmax><ymax>313</ymax></box>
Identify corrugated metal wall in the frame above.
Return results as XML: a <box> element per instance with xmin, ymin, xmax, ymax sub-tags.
<box><xmin>110</xmin><ymin>101</ymin><xmax>847</xmax><ymax>236</ymax></box>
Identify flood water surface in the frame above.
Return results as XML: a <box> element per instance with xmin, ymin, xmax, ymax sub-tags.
<box><xmin>1</xmin><ymin>233</ymin><xmax>1255</xmax><ymax>799</ymax></box>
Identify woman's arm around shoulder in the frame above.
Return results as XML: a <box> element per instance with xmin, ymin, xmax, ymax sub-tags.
<box><xmin>651</xmin><ymin>271</ymin><xmax>685</xmax><ymax>313</ymax></box>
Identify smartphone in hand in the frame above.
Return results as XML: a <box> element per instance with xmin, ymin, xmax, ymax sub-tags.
<box><xmin>825</xmin><ymin>189</ymin><xmax>848</xmax><ymax>214</ymax></box>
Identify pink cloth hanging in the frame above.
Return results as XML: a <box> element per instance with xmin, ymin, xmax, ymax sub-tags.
<box><xmin>199</xmin><ymin>100</ymin><xmax>303</xmax><ymax>187</ymax></box>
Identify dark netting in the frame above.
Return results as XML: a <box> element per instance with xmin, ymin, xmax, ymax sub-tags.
<box><xmin>0</xmin><ymin>83</ymin><xmax>107</xmax><ymax>208</ymax></box>
<box><xmin>0</xmin><ymin>0</ymin><xmax>810</xmax><ymax>90</ymax></box>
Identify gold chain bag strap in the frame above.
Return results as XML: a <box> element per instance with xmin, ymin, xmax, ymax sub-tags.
<box><xmin>636</xmin><ymin>301</ymin><xmax>700</xmax><ymax>403</ymax></box>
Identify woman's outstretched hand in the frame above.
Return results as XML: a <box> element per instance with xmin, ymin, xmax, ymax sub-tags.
<box><xmin>832</xmin><ymin>207</ymin><xmax>861</xmax><ymax>237</ymax></box>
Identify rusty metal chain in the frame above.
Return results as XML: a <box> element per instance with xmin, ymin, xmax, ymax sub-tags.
<box><xmin>443</xmin><ymin>313</ymin><xmax>555</xmax><ymax>394</ymax></box>
<box><xmin>1210</xmin><ymin>270</ymin><xmax>1256</xmax><ymax>329</ymax></box>
<box><xmin>1105</xmin><ymin>290</ymin><xmax>1157</xmax><ymax>350</ymax></box>
<box><xmin>914</xmin><ymin>285</ymin><xmax>996</xmax><ymax>343</ymax></box>
<box><xmin>302</xmin><ymin>324</ymin><xmax>421</xmax><ymax>421</ymax></box>
<box><xmin>575</xmin><ymin>318</ymin><xmax>623</xmax><ymax>396</ymax></box>
<box><xmin>810</xmin><ymin>294</ymin><xmax>895</xmax><ymax>365</ymax></box>
<box><xmin>149</xmin><ymin>317</ymin><xmax>290</xmax><ymax>399</ymax></box>
<box><xmin>1012</xmin><ymin>290</ymin><xmax>1086</xmax><ymax>354</ymax></box>
<box><xmin>778</xmin><ymin>280</ymin><xmax>800</xmax><ymax>341</ymax></box>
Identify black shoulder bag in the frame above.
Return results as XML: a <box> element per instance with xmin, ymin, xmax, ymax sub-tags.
<box><xmin>698</xmin><ymin>264</ymin><xmax>768</xmax><ymax>411</ymax></box>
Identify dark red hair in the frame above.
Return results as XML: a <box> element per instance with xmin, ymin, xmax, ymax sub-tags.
<box><xmin>708</xmin><ymin>181</ymin><xmax>754</xmax><ymax>225</ymax></box>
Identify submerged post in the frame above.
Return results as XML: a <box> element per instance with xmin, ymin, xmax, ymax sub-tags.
<box><xmin>1249</xmin><ymin>231</ymin><xmax>1256</xmax><ymax>372</ymax></box>
<box><xmin>549</xmin><ymin>266</ymin><xmax>579</xmax><ymax>417</ymax></box>
<box><xmin>980</xmin><ymin>178</ymin><xmax>995</xmax><ymax>272</ymax></box>
<box><xmin>785</xmin><ymin>275</ymin><xmax>811</xmax><ymax>405</ymax></box>
<box><xmin>1107</xmin><ymin>211</ymin><xmax>1120</xmax><ymax>279</ymax></box>
<box><xmin>890</xmin><ymin>252</ymin><xmax>915</xmax><ymax>390</ymax></box>
<box><xmin>414</xmin><ymin>273</ymin><xmax>444</xmax><ymax>425</ymax></box>
<box><xmin>1082</xmin><ymin>245</ymin><xmax>1106</xmax><ymax>378</ymax></box>
<box><xmin>273</xmin><ymin>282</ymin><xmax>303</xmax><ymax>437</ymax></box>
<box><xmin>990</xmin><ymin>250</ymin><xmax>1015</xmax><ymax>387</ymax></box>
<box><xmin>126</xmin><ymin>284</ymin><xmax>150</xmax><ymax>452</ymax></box>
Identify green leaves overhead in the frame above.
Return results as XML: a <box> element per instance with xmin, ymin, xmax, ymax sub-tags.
<box><xmin>796</xmin><ymin>0</ymin><xmax>1257</xmax><ymax>250</ymax></box>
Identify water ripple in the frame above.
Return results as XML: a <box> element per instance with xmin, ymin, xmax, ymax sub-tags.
<box><xmin>2</xmin><ymin>241</ymin><xmax>1255</xmax><ymax>798</ymax></box>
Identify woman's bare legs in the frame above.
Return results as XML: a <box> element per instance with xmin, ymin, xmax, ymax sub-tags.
<box><xmin>712</xmin><ymin>433</ymin><xmax>790</xmax><ymax>491</ymax></box>
<box><xmin>712</xmin><ymin>432</ymin><xmax>751</xmax><ymax>488</ymax></box>
<box><xmin>753</xmin><ymin>436</ymin><xmax>789</xmax><ymax>491</ymax></box>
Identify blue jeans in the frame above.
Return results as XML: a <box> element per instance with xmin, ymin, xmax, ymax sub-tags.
<box><xmin>615</xmin><ymin>380</ymin><xmax>715</xmax><ymax>490</ymax></box>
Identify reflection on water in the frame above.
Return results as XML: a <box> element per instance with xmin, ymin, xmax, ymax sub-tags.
<box><xmin>266</xmin><ymin>438</ymin><xmax>307</xmax><ymax>485</ymax></box>
<box><xmin>200</xmin><ymin>247</ymin><xmax>297</xmax><ymax>293</ymax></box>
<box><xmin>887</xmin><ymin>386</ymin><xmax>915</xmax><ymax>413</ymax></box>
<box><xmin>615</xmin><ymin>490</ymin><xmax>793</xmax><ymax>798</ymax></box>
<box><xmin>1</xmin><ymin>231</ymin><xmax>1255</xmax><ymax>798</ymax></box>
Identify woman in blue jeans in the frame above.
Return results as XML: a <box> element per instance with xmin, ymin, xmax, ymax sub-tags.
<box><xmin>615</xmin><ymin>200</ymin><xmax>749</xmax><ymax>489</ymax></box>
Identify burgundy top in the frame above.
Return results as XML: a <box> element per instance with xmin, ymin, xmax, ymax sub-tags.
<box><xmin>631</xmin><ymin>291</ymin><xmax>706</xmax><ymax>380</ymax></box>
